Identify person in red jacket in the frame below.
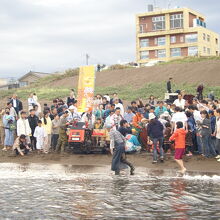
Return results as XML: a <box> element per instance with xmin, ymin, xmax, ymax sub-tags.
<box><xmin>169</xmin><ymin>121</ymin><xmax>187</xmax><ymax>174</ymax></box>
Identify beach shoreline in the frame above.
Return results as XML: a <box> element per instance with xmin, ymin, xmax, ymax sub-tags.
<box><xmin>0</xmin><ymin>151</ymin><xmax>219</xmax><ymax>174</ymax></box>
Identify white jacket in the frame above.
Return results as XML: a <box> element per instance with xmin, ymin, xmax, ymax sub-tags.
<box><xmin>17</xmin><ymin>118</ymin><xmax>32</xmax><ymax>137</ymax></box>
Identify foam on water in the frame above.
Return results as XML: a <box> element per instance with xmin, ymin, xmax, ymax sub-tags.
<box><xmin>0</xmin><ymin>163</ymin><xmax>219</xmax><ymax>183</ymax></box>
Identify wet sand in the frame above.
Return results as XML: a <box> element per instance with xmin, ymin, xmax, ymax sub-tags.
<box><xmin>0</xmin><ymin>150</ymin><xmax>219</xmax><ymax>174</ymax></box>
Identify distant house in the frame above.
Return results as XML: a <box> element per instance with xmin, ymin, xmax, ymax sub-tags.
<box><xmin>0</xmin><ymin>78</ymin><xmax>19</xmax><ymax>90</ymax></box>
<box><xmin>18</xmin><ymin>71</ymin><xmax>51</xmax><ymax>87</ymax></box>
<box><xmin>0</xmin><ymin>83</ymin><xmax>19</xmax><ymax>91</ymax></box>
<box><xmin>0</xmin><ymin>78</ymin><xmax>8</xmax><ymax>86</ymax></box>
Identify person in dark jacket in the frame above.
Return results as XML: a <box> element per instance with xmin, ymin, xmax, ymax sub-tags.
<box><xmin>147</xmin><ymin>113</ymin><xmax>164</xmax><ymax>163</ymax></box>
<box><xmin>200</xmin><ymin>110</ymin><xmax>216</xmax><ymax>157</ymax></box>
<box><xmin>167</xmin><ymin>78</ymin><xmax>173</xmax><ymax>93</ymax></box>
<box><xmin>118</xmin><ymin>120</ymin><xmax>132</xmax><ymax>137</ymax></box>
<box><xmin>9</xmin><ymin>94</ymin><xmax>23</xmax><ymax>115</ymax></box>
<box><xmin>197</xmin><ymin>84</ymin><xmax>204</xmax><ymax>100</ymax></box>
<box><xmin>27</xmin><ymin>109</ymin><xmax>39</xmax><ymax>150</ymax></box>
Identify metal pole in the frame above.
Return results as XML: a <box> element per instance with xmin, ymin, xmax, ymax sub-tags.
<box><xmin>86</xmin><ymin>54</ymin><xmax>89</xmax><ymax>65</ymax></box>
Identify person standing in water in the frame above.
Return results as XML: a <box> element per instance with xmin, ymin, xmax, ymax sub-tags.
<box><xmin>106</xmin><ymin>124</ymin><xmax>135</xmax><ymax>175</ymax></box>
<box><xmin>169</xmin><ymin>121</ymin><xmax>187</xmax><ymax>174</ymax></box>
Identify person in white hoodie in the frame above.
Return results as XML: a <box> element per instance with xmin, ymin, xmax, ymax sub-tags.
<box><xmin>17</xmin><ymin>111</ymin><xmax>32</xmax><ymax>143</ymax></box>
<box><xmin>34</xmin><ymin>120</ymin><xmax>47</xmax><ymax>153</ymax></box>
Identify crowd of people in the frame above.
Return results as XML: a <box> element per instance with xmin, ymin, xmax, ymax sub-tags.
<box><xmin>0</xmin><ymin>84</ymin><xmax>220</xmax><ymax>175</ymax></box>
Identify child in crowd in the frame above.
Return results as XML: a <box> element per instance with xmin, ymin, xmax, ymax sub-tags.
<box><xmin>34</xmin><ymin>120</ymin><xmax>47</xmax><ymax>154</ymax></box>
<box><xmin>169</xmin><ymin>121</ymin><xmax>187</xmax><ymax>174</ymax></box>
<box><xmin>94</xmin><ymin>118</ymin><xmax>103</xmax><ymax>129</ymax></box>
<box><xmin>163</xmin><ymin>122</ymin><xmax>172</xmax><ymax>153</ymax></box>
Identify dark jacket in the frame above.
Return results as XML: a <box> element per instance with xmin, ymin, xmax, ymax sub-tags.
<box><xmin>147</xmin><ymin>119</ymin><xmax>164</xmax><ymax>139</ymax></box>
<box><xmin>167</xmin><ymin>81</ymin><xmax>171</xmax><ymax>92</ymax></box>
<box><xmin>201</xmin><ymin>118</ymin><xmax>212</xmax><ymax>136</ymax></box>
<box><xmin>9</xmin><ymin>99</ymin><xmax>23</xmax><ymax>114</ymax></box>
<box><xmin>118</xmin><ymin>127</ymin><xmax>132</xmax><ymax>137</ymax></box>
<box><xmin>210</xmin><ymin>116</ymin><xmax>216</xmax><ymax>134</ymax></box>
<box><xmin>67</xmin><ymin>97</ymin><xmax>75</xmax><ymax>106</ymax></box>
<box><xmin>28</xmin><ymin>115</ymin><xmax>39</xmax><ymax>135</ymax></box>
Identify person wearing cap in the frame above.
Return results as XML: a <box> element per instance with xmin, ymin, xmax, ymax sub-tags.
<box><xmin>147</xmin><ymin>113</ymin><xmax>164</xmax><ymax>163</ymax></box>
<box><xmin>67</xmin><ymin>105</ymin><xmax>81</xmax><ymax>122</ymax></box>
<box><xmin>106</xmin><ymin>124</ymin><xmax>135</xmax><ymax>175</ymax></box>
<box><xmin>159</xmin><ymin>111</ymin><xmax>171</xmax><ymax>129</ymax></box>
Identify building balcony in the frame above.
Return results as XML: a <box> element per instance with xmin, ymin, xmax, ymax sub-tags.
<box><xmin>137</xmin><ymin>27</ymin><xmax>200</xmax><ymax>37</ymax></box>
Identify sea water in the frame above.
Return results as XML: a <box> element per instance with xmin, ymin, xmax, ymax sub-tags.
<box><xmin>0</xmin><ymin>163</ymin><xmax>219</xmax><ymax>219</ymax></box>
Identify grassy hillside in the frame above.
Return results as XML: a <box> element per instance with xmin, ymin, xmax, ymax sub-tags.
<box><xmin>0</xmin><ymin>57</ymin><xmax>220</xmax><ymax>102</ymax></box>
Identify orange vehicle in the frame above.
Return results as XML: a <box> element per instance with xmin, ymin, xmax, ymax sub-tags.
<box><xmin>68</xmin><ymin>122</ymin><xmax>109</xmax><ymax>154</ymax></box>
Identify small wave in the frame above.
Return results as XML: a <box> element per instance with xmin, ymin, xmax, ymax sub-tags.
<box><xmin>0</xmin><ymin>163</ymin><xmax>219</xmax><ymax>183</ymax></box>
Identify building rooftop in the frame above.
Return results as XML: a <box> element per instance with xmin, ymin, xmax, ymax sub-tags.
<box><xmin>137</xmin><ymin>7</ymin><xmax>205</xmax><ymax>19</ymax></box>
<box><xmin>19</xmin><ymin>71</ymin><xmax>51</xmax><ymax>81</ymax></box>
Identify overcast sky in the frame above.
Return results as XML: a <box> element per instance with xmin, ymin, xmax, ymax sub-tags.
<box><xmin>0</xmin><ymin>0</ymin><xmax>219</xmax><ymax>78</ymax></box>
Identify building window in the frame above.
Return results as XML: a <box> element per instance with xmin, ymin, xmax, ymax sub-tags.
<box><xmin>207</xmin><ymin>35</ymin><xmax>210</xmax><ymax>42</ymax></box>
<box><xmin>203</xmin><ymin>47</ymin><xmax>206</xmax><ymax>53</ymax></box>
<box><xmin>140</xmin><ymin>51</ymin><xmax>149</xmax><ymax>59</ymax></box>
<box><xmin>185</xmin><ymin>34</ymin><xmax>198</xmax><ymax>43</ymax></box>
<box><xmin>154</xmin><ymin>38</ymin><xmax>158</xmax><ymax>45</ymax></box>
<box><xmin>180</xmin><ymin>36</ymin><xmax>184</xmax><ymax>43</ymax></box>
<box><xmin>203</xmin><ymin>33</ymin><xmax>206</xmax><ymax>40</ymax></box>
<box><xmin>157</xmin><ymin>37</ymin><xmax>166</xmax><ymax>46</ymax></box>
<box><xmin>170</xmin><ymin>36</ymin><xmax>176</xmax><ymax>43</ymax></box>
<box><xmin>140</xmin><ymin>25</ymin><xmax>144</xmax><ymax>33</ymax></box>
<box><xmin>171</xmin><ymin>48</ymin><xmax>181</xmax><ymax>57</ymax></box>
<box><xmin>139</xmin><ymin>24</ymin><xmax>146</xmax><ymax>33</ymax></box>
<box><xmin>152</xmin><ymin>16</ymin><xmax>165</xmax><ymax>31</ymax></box>
<box><xmin>170</xmin><ymin>14</ymin><xmax>183</xmax><ymax>29</ymax></box>
<box><xmin>158</xmin><ymin>49</ymin><xmax>166</xmax><ymax>58</ymax></box>
<box><xmin>188</xmin><ymin>47</ymin><xmax>198</xmax><ymax>56</ymax></box>
<box><xmin>140</xmin><ymin>39</ymin><xmax>149</xmax><ymax>48</ymax></box>
<box><xmin>19</xmin><ymin>81</ymin><xmax>28</xmax><ymax>87</ymax></box>
<box><xmin>207</xmin><ymin>48</ymin><xmax>211</xmax><ymax>54</ymax></box>
<box><xmin>216</xmin><ymin>38</ymin><xmax>218</xmax><ymax>44</ymax></box>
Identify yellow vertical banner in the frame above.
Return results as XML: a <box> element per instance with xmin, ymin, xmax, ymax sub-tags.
<box><xmin>77</xmin><ymin>65</ymin><xmax>96</xmax><ymax>113</ymax></box>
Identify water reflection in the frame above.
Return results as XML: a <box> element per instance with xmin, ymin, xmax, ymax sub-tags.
<box><xmin>170</xmin><ymin>179</ymin><xmax>189</xmax><ymax>220</ymax></box>
<box><xmin>0</xmin><ymin>163</ymin><xmax>219</xmax><ymax>219</ymax></box>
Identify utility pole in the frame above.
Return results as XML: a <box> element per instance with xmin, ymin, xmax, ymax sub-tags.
<box><xmin>168</xmin><ymin>0</ymin><xmax>172</xmax><ymax>8</ymax></box>
<box><xmin>86</xmin><ymin>54</ymin><xmax>89</xmax><ymax>65</ymax></box>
